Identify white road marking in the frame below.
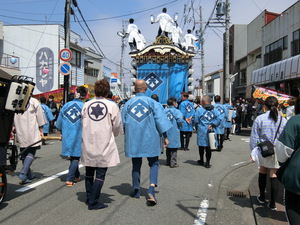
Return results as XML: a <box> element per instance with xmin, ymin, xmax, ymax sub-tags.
<box><xmin>15</xmin><ymin>164</ymin><xmax>84</xmax><ymax>193</ymax></box>
<box><xmin>231</xmin><ymin>161</ymin><xmax>247</xmax><ymax>167</ymax></box>
<box><xmin>241</xmin><ymin>138</ymin><xmax>250</xmax><ymax>143</ymax></box>
<box><xmin>193</xmin><ymin>198</ymin><xmax>209</xmax><ymax>225</ymax></box>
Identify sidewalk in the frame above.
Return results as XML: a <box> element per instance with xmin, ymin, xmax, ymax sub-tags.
<box><xmin>249</xmin><ymin>173</ymin><xmax>287</xmax><ymax>225</ymax></box>
<box><xmin>215</xmin><ymin>128</ymin><xmax>288</xmax><ymax>225</ymax></box>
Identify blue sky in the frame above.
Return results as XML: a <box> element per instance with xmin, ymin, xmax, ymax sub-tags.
<box><xmin>0</xmin><ymin>0</ymin><xmax>298</xmax><ymax>86</ymax></box>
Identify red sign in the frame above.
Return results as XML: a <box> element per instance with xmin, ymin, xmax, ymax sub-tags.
<box><xmin>59</xmin><ymin>48</ymin><xmax>72</xmax><ymax>61</ymax></box>
<box><xmin>252</xmin><ymin>85</ymin><xmax>293</xmax><ymax>107</ymax></box>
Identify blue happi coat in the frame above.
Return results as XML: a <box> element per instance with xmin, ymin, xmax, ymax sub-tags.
<box><xmin>213</xmin><ymin>102</ymin><xmax>226</xmax><ymax>134</ymax></box>
<box><xmin>56</xmin><ymin>99</ymin><xmax>84</xmax><ymax>157</ymax></box>
<box><xmin>41</xmin><ymin>103</ymin><xmax>55</xmax><ymax>134</ymax></box>
<box><xmin>179</xmin><ymin>99</ymin><xmax>195</xmax><ymax>132</ymax></box>
<box><xmin>122</xmin><ymin>93</ymin><xmax>172</xmax><ymax>158</ymax></box>
<box><xmin>223</xmin><ymin>103</ymin><xmax>236</xmax><ymax>128</ymax></box>
<box><xmin>194</xmin><ymin>105</ymin><xmax>221</xmax><ymax>147</ymax></box>
<box><xmin>164</xmin><ymin>106</ymin><xmax>184</xmax><ymax>148</ymax></box>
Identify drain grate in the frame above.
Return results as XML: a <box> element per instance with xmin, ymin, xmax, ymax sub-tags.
<box><xmin>227</xmin><ymin>190</ymin><xmax>246</xmax><ymax>198</ymax></box>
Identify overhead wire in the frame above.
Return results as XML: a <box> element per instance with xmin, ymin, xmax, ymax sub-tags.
<box><xmin>72</xmin><ymin>2</ymin><xmax>131</xmax><ymax>72</ymax></box>
<box><xmin>0</xmin><ymin>0</ymin><xmax>58</xmax><ymax>6</ymax></box>
<box><xmin>0</xmin><ymin>0</ymin><xmax>179</xmax><ymax>23</ymax></box>
<box><xmin>72</xmin><ymin>0</ymin><xmax>106</xmax><ymax>58</ymax></box>
<box><xmin>0</xmin><ymin>7</ymin><xmax>62</xmax><ymax>15</ymax></box>
<box><xmin>24</xmin><ymin>0</ymin><xmax>60</xmax><ymax>74</ymax></box>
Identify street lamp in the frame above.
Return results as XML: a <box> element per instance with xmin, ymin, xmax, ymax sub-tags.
<box><xmin>117</xmin><ymin>31</ymin><xmax>125</xmax><ymax>38</ymax></box>
<box><xmin>229</xmin><ymin>72</ymin><xmax>238</xmax><ymax>101</ymax></box>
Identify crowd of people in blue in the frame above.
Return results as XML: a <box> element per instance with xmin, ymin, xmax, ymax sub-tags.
<box><xmin>10</xmin><ymin>77</ymin><xmax>300</xmax><ymax>224</ymax></box>
<box><xmin>13</xmin><ymin>78</ymin><xmax>238</xmax><ymax>209</ymax></box>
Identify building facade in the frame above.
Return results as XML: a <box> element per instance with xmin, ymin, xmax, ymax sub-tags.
<box><xmin>84</xmin><ymin>47</ymin><xmax>103</xmax><ymax>85</ymax></box>
<box><xmin>0</xmin><ymin>22</ymin><xmax>21</xmax><ymax>80</ymax></box>
<box><xmin>204</xmin><ymin>69</ymin><xmax>222</xmax><ymax>100</ymax></box>
<box><xmin>228</xmin><ymin>1</ymin><xmax>300</xmax><ymax>100</ymax></box>
<box><xmin>2</xmin><ymin>23</ymin><xmax>103</xmax><ymax>95</ymax></box>
<box><xmin>228</xmin><ymin>10</ymin><xmax>281</xmax><ymax>100</ymax></box>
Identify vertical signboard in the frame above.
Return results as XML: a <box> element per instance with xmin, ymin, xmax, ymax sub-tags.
<box><xmin>36</xmin><ymin>47</ymin><xmax>54</xmax><ymax>92</ymax></box>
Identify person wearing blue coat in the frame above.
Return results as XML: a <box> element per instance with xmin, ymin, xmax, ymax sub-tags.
<box><xmin>194</xmin><ymin>96</ymin><xmax>221</xmax><ymax>168</ymax></box>
<box><xmin>56</xmin><ymin>86</ymin><xmax>87</xmax><ymax>186</ymax></box>
<box><xmin>40</xmin><ymin>97</ymin><xmax>55</xmax><ymax>145</ymax></box>
<box><xmin>213</xmin><ymin>95</ymin><xmax>226</xmax><ymax>151</ymax></box>
<box><xmin>122</xmin><ymin>80</ymin><xmax>172</xmax><ymax>205</ymax></box>
<box><xmin>179</xmin><ymin>92</ymin><xmax>195</xmax><ymax>151</ymax></box>
<box><xmin>164</xmin><ymin>97</ymin><xmax>184</xmax><ymax>168</ymax></box>
<box><xmin>223</xmin><ymin>98</ymin><xmax>236</xmax><ymax>140</ymax></box>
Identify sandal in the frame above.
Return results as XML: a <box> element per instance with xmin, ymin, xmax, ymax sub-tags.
<box><xmin>65</xmin><ymin>181</ymin><xmax>75</xmax><ymax>187</ymax></box>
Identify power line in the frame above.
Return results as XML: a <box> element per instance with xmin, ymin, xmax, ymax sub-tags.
<box><xmin>72</xmin><ymin>0</ymin><xmax>105</xmax><ymax>58</ymax></box>
<box><xmin>0</xmin><ymin>0</ymin><xmax>58</xmax><ymax>6</ymax></box>
<box><xmin>79</xmin><ymin>0</ymin><xmax>179</xmax><ymax>22</ymax></box>
<box><xmin>73</xmin><ymin>13</ymin><xmax>101</xmax><ymax>56</ymax></box>
<box><xmin>0</xmin><ymin>8</ymin><xmax>62</xmax><ymax>15</ymax></box>
<box><xmin>24</xmin><ymin>0</ymin><xmax>60</xmax><ymax>74</ymax></box>
<box><xmin>0</xmin><ymin>0</ymin><xmax>179</xmax><ymax>23</ymax></box>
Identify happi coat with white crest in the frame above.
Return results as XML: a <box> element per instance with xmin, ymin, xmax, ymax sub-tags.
<box><xmin>194</xmin><ymin>105</ymin><xmax>221</xmax><ymax>147</ymax></box>
<box><xmin>122</xmin><ymin>93</ymin><xmax>172</xmax><ymax>158</ymax></box>
<box><xmin>179</xmin><ymin>99</ymin><xmax>195</xmax><ymax>132</ymax></box>
<box><xmin>164</xmin><ymin>106</ymin><xmax>184</xmax><ymax>148</ymax></box>
<box><xmin>56</xmin><ymin>98</ymin><xmax>84</xmax><ymax>157</ymax></box>
<box><xmin>81</xmin><ymin>97</ymin><xmax>123</xmax><ymax>167</ymax></box>
<box><xmin>213</xmin><ymin>102</ymin><xmax>226</xmax><ymax>134</ymax></box>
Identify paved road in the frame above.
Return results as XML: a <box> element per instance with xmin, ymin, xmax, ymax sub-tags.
<box><xmin>0</xmin><ymin>131</ymin><xmax>258</xmax><ymax>225</ymax></box>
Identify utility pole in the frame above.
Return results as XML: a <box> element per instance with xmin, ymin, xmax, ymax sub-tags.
<box><xmin>224</xmin><ymin>0</ymin><xmax>230</xmax><ymax>99</ymax></box>
<box><xmin>63</xmin><ymin>0</ymin><xmax>71</xmax><ymax>104</ymax></box>
<box><xmin>200</xmin><ymin>6</ymin><xmax>206</xmax><ymax>96</ymax></box>
<box><xmin>119</xmin><ymin>20</ymin><xmax>126</xmax><ymax>99</ymax></box>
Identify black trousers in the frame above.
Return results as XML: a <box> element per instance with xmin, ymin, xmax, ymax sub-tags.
<box><xmin>285</xmin><ymin>189</ymin><xmax>300</xmax><ymax>225</ymax></box>
<box><xmin>180</xmin><ymin>131</ymin><xmax>192</xmax><ymax>149</ymax></box>
<box><xmin>157</xmin><ymin>27</ymin><xmax>169</xmax><ymax>38</ymax></box>
<box><xmin>217</xmin><ymin>134</ymin><xmax>224</xmax><ymax>150</ymax></box>
<box><xmin>198</xmin><ymin>146</ymin><xmax>212</xmax><ymax>164</ymax></box>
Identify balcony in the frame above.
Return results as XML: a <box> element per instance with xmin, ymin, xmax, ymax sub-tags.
<box><xmin>0</xmin><ymin>53</ymin><xmax>20</xmax><ymax>70</ymax></box>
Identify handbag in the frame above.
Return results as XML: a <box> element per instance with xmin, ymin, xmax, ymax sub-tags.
<box><xmin>257</xmin><ymin>116</ymin><xmax>282</xmax><ymax>158</ymax></box>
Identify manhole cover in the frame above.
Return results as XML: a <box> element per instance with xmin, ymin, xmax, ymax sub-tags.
<box><xmin>227</xmin><ymin>190</ymin><xmax>246</xmax><ymax>198</ymax></box>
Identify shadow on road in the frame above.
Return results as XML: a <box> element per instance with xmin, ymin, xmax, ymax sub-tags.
<box><xmin>250</xmin><ymin>197</ymin><xmax>287</xmax><ymax>222</ymax></box>
<box><xmin>76</xmin><ymin>191</ymin><xmax>115</xmax><ymax>204</ymax></box>
<box><xmin>182</xmin><ymin>160</ymin><xmax>199</xmax><ymax>166</ymax></box>
<box><xmin>110</xmin><ymin>182</ymin><xmax>149</xmax><ymax>198</ymax></box>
